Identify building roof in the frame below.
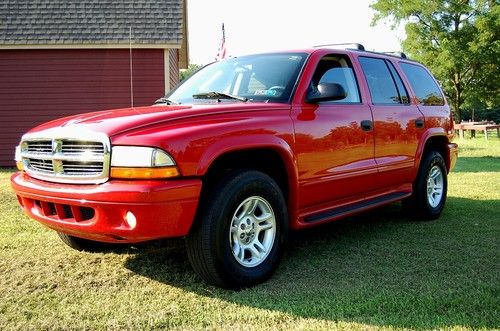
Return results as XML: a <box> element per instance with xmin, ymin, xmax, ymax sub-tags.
<box><xmin>0</xmin><ymin>0</ymin><xmax>184</xmax><ymax>46</ymax></box>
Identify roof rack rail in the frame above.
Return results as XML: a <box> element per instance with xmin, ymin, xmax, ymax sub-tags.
<box><xmin>312</xmin><ymin>44</ymin><xmax>410</xmax><ymax>59</ymax></box>
<box><xmin>381</xmin><ymin>51</ymin><xmax>407</xmax><ymax>59</ymax></box>
<box><xmin>313</xmin><ymin>43</ymin><xmax>365</xmax><ymax>51</ymax></box>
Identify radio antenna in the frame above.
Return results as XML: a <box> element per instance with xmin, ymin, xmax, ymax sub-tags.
<box><xmin>129</xmin><ymin>26</ymin><xmax>134</xmax><ymax>108</ymax></box>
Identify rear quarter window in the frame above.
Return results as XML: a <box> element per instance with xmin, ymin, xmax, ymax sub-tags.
<box><xmin>400</xmin><ymin>63</ymin><xmax>445</xmax><ymax>106</ymax></box>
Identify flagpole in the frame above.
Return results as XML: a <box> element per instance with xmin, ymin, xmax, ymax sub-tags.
<box><xmin>215</xmin><ymin>23</ymin><xmax>227</xmax><ymax>61</ymax></box>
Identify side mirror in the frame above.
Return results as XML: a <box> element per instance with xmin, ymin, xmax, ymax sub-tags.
<box><xmin>306</xmin><ymin>83</ymin><xmax>347</xmax><ymax>103</ymax></box>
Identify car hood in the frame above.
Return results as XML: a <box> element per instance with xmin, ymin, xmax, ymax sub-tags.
<box><xmin>27</xmin><ymin>102</ymin><xmax>291</xmax><ymax>138</ymax></box>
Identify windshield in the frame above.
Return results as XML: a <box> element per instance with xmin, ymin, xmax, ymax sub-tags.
<box><xmin>166</xmin><ymin>53</ymin><xmax>307</xmax><ymax>104</ymax></box>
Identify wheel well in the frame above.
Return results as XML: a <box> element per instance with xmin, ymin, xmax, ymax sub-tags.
<box><xmin>422</xmin><ymin>136</ymin><xmax>450</xmax><ymax>171</ymax></box>
<box><xmin>201</xmin><ymin>149</ymin><xmax>289</xmax><ymax>203</ymax></box>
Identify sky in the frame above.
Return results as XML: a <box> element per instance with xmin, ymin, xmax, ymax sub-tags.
<box><xmin>186</xmin><ymin>0</ymin><xmax>406</xmax><ymax>65</ymax></box>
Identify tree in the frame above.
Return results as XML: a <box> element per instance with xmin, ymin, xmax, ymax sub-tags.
<box><xmin>371</xmin><ymin>0</ymin><xmax>499</xmax><ymax>122</ymax></box>
<box><xmin>179</xmin><ymin>64</ymin><xmax>203</xmax><ymax>82</ymax></box>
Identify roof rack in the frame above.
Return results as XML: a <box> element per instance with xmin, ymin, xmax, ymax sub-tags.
<box><xmin>313</xmin><ymin>43</ymin><xmax>365</xmax><ymax>51</ymax></box>
<box><xmin>312</xmin><ymin>43</ymin><xmax>409</xmax><ymax>59</ymax></box>
<box><xmin>381</xmin><ymin>51</ymin><xmax>407</xmax><ymax>59</ymax></box>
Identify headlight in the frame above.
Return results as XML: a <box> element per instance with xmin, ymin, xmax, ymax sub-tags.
<box><xmin>110</xmin><ymin>146</ymin><xmax>180</xmax><ymax>179</ymax></box>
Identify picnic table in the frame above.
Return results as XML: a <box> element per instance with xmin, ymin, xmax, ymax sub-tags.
<box><xmin>454</xmin><ymin>122</ymin><xmax>500</xmax><ymax>140</ymax></box>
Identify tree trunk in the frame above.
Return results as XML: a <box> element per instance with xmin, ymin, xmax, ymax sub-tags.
<box><xmin>454</xmin><ymin>93</ymin><xmax>463</xmax><ymax>123</ymax></box>
<box><xmin>452</xmin><ymin>72</ymin><xmax>463</xmax><ymax>123</ymax></box>
<box><xmin>456</xmin><ymin>108</ymin><xmax>462</xmax><ymax>123</ymax></box>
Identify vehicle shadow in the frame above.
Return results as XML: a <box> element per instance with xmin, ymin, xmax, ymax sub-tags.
<box><xmin>453</xmin><ymin>156</ymin><xmax>500</xmax><ymax>173</ymax></box>
<box><xmin>124</xmin><ymin>197</ymin><xmax>499</xmax><ymax>329</ymax></box>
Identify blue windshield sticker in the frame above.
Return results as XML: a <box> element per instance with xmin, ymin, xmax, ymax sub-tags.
<box><xmin>254</xmin><ymin>89</ymin><xmax>279</xmax><ymax>97</ymax></box>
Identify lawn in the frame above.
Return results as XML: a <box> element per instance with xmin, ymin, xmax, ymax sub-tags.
<box><xmin>0</xmin><ymin>138</ymin><xmax>498</xmax><ymax>330</ymax></box>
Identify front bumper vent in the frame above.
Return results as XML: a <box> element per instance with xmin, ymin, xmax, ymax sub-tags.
<box><xmin>22</xmin><ymin>197</ymin><xmax>96</xmax><ymax>222</ymax></box>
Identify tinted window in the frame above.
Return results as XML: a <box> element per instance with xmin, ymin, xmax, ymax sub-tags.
<box><xmin>387</xmin><ymin>61</ymin><xmax>409</xmax><ymax>104</ymax></box>
<box><xmin>311</xmin><ymin>55</ymin><xmax>360</xmax><ymax>103</ymax></box>
<box><xmin>400</xmin><ymin>63</ymin><xmax>444</xmax><ymax>106</ymax></box>
<box><xmin>359</xmin><ymin>57</ymin><xmax>401</xmax><ymax>104</ymax></box>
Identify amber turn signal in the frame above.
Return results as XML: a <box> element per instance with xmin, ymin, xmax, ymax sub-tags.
<box><xmin>110</xmin><ymin>166</ymin><xmax>180</xmax><ymax>179</ymax></box>
<box><xmin>16</xmin><ymin>161</ymin><xmax>24</xmax><ymax>171</ymax></box>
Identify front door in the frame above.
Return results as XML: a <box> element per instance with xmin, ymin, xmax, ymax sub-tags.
<box><xmin>292</xmin><ymin>53</ymin><xmax>377</xmax><ymax>215</ymax></box>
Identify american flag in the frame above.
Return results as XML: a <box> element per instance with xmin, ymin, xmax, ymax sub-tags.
<box><xmin>215</xmin><ymin>23</ymin><xmax>227</xmax><ymax>61</ymax></box>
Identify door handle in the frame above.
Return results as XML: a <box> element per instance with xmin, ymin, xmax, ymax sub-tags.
<box><xmin>360</xmin><ymin>120</ymin><xmax>373</xmax><ymax>131</ymax></box>
<box><xmin>415</xmin><ymin>118</ymin><xmax>425</xmax><ymax>128</ymax></box>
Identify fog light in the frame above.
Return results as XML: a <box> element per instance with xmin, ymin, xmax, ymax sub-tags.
<box><xmin>125</xmin><ymin>211</ymin><xmax>137</xmax><ymax>229</ymax></box>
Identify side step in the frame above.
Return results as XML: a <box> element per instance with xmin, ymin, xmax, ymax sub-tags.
<box><xmin>304</xmin><ymin>191</ymin><xmax>409</xmax><ymax>223</ymax></box>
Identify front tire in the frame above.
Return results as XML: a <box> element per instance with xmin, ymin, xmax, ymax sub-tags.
<box><xmin>404</xmin><ymin>151</ymin><xmax>448</xmax><ymax>220</ymax></box>
<box><xmin>186</xmin><ymin>170</ymin><xmax>288</xmax><ymax>289</ymax></box>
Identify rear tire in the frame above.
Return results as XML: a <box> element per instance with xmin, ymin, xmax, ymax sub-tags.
<box><xmin>186</xmin><ymin>170</ymin><xmax>288</xmax><ymax>289</ymax></box>
<box><xmin>57</xmin><ymin>232</ymin><xmax>115</xmax><ymax>252</ymax></box>
<box><xmin>404</xmin><ymin>151</ymin><xmax>448</xmax><ymax>220</ymax></box>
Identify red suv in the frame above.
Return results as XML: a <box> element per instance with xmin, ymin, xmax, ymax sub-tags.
<box><xmin>11</xmin><ymin>45</ymin><xmax>458</xmax><ymax>288</ymax></box>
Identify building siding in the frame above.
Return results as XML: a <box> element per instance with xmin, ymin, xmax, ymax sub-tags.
<box><xmin>0</xmin><ymin>48</ymin><xmax>165</xmax><ymax>166</ymax></box>
<box><xmin>169</xmin><ymin>48</ymin><xmax>179</xmax><ymax>89</ymax></box>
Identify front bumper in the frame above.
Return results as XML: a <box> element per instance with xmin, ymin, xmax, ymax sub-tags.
<box><xmin>11</xmin><ymin>172</ymin><xmax>201</xmax><ymax>243</ymax></box>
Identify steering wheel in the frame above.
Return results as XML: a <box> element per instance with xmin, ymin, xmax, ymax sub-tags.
<box><xmin>268</xmin><ymin>86</ymin><xmax>286</xmax><ymax>92</ymax></box>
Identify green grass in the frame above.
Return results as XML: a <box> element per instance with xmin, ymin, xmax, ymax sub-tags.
<box><xmin>1</xmin><ymin>138</ymin><xmax>499</xmax><ymax>330</ymax></box>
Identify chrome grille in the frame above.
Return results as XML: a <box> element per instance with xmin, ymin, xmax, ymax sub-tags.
<box><xmin>19</xmin><ymin>128</ymin><xmax>111</xmax><ymax>184</ymax></box>
<box><xmin>27</xmin><ymin>158</ymin><xmax>53</xmax><ymax>173</ymax></box>
<box><xmin>27</xmin><ymin>141</ymin><xmax>52</xmax><ymax>154</ymax></box>
<box><xmin>62</xmin><ymin>161</ymin><xmax>104</xmax><ymax>175</ymax></box>
<box><xmin>61</xmin><ymin>141</ymin><xmax>105</xmax><ymax>155</ymax></box>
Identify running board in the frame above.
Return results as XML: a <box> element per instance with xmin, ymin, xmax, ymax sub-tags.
<box><xmin>304</xmin><ymin>192</ymin><xmax>409</xmax><ymax>223</ymax></box>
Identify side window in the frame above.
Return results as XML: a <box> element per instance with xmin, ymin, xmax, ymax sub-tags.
<box><xmin>387</xmin><ymin>61</ymin><xmax>409</xmax><ymax>104</ymax></box>
<box><xmin>311</xmin><ymin>55</ymin><xmax>361</xmax><ymax>103</ymax></box>
<box><xmin>400</xmin><ymin>63</ymin><xmax>444</xmax><ymax>106</ymax></box>
<box><xmin>359</xmin><ymin>57</ymin><xmax>403</xmax><ymax>105</ymax></box>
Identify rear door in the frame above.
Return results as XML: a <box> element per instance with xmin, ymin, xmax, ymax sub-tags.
<box><xmin>358</xmin><ymin>56</ymin><xmax>424</xmax><ymax>191</ymax></box>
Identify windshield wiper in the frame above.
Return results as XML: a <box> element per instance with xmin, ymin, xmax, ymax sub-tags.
<box><xmin>193</xmin><ymin>92</ymin><xmax>248</xmax><ymax>102</ymax></box>
<box><xmin>154</xmin><ymin>97</ymin><xmax>179</xmax><ymax>105</ymax></box>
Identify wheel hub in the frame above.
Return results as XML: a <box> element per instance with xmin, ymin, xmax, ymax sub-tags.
<box><xmin>426</xmin><ymin>165</ymin><xmax>444</xmax><ymax>208</ymax></box>
<box><xmin>237</xmin><ymin>217</ymin><xmax>256</xmax><ymax>244</ymax></box>
<box><xmin>229</xmin><ymin>196</ymin><xmax>276</xmax><ymax>268</ymax></box>
<box><xmin>427</xmin><ymin>178</ymin><xmax>434</xmax><ymax>193</ymax></box>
